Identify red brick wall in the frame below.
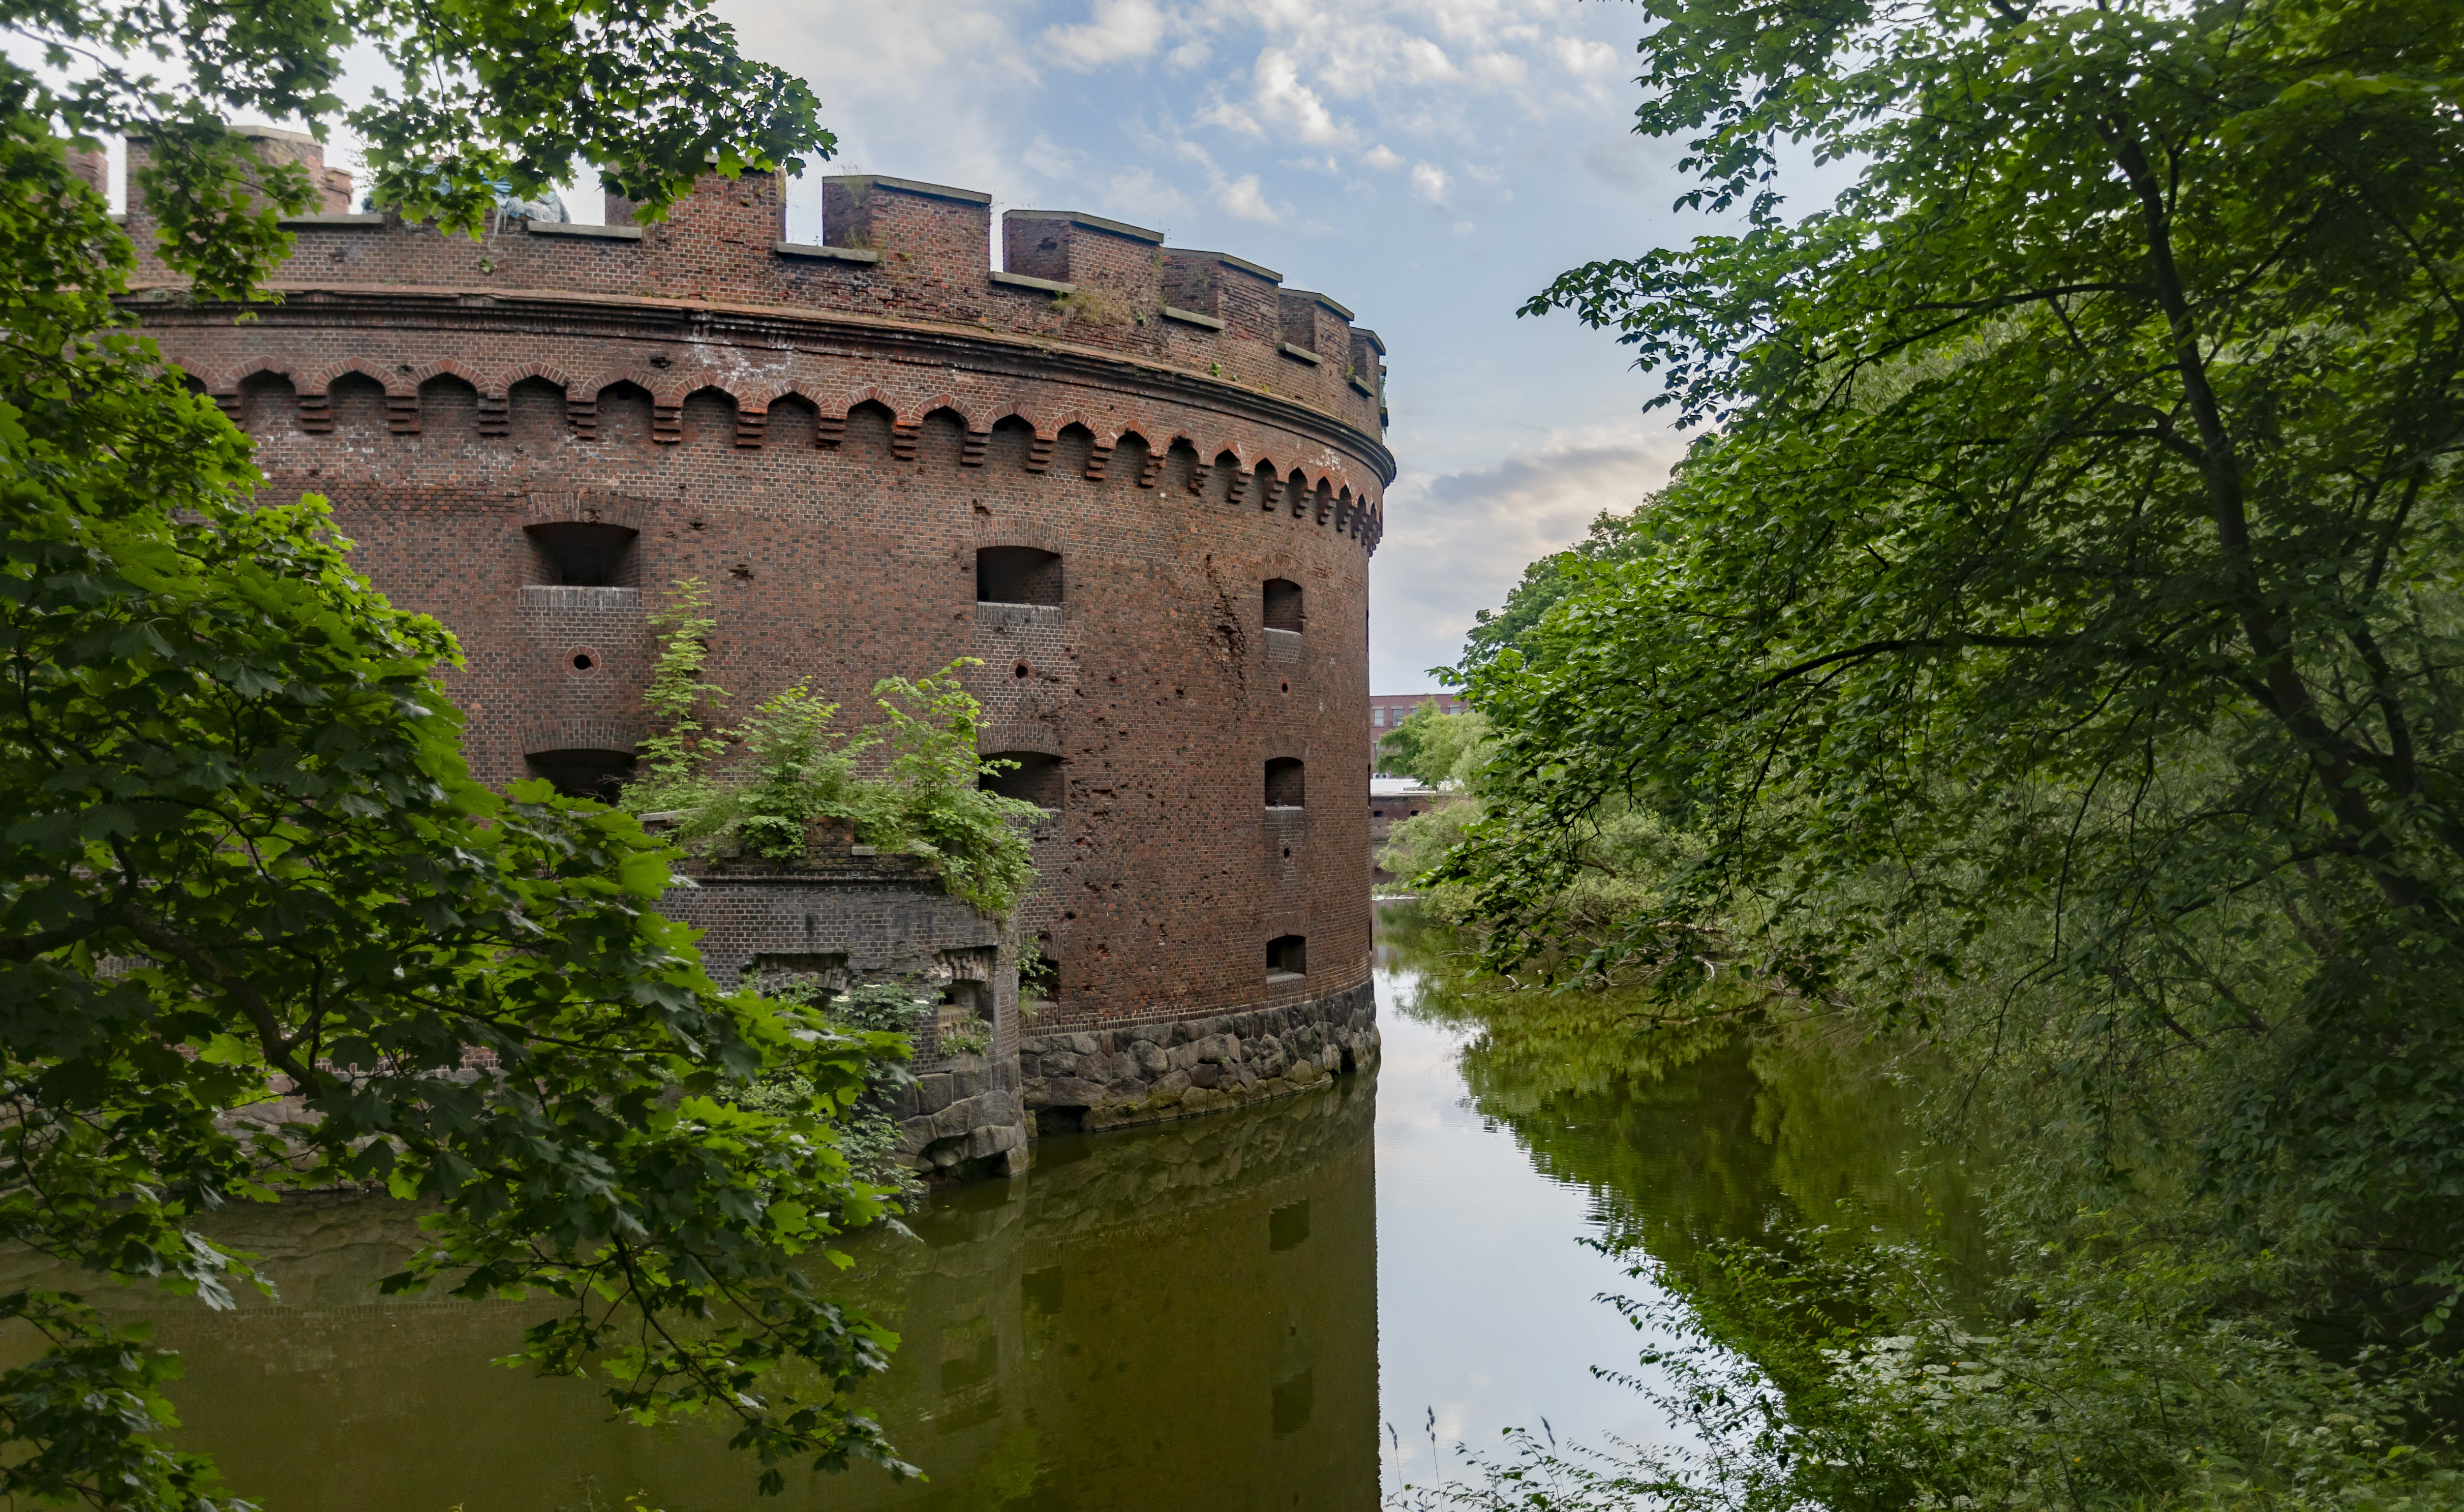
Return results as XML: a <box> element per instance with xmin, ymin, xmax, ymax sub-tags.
<box><xmin>121</xmin><ymin>155</ymin><xmax>1390</xmax><ymax>1038</ymax></box>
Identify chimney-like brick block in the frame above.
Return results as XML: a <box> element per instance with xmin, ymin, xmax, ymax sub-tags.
<box><xmin>1164</xmin><ymin>249</ymin><xmax>1284</xmax><ymax>343</ymax></box>
<box><xmin>823</xmin><ymin>174</ymin><xmax>992</xmax><ymax>314</ymax></box>
<box><xmin>1279</xmin><ymin>290</ymin><xmax>1354</xmax><ymax>360</ymax></box>
<box><xmin>1003</xmin><ymin>210</ymin><xmax>1165</xmax><ymax>308</ymax></box>
<box><xmin>66</xmin><ymin>144</ymin><xmax>108</xmax><ymax>197</ymax></box>
<box><xmin>640</xmin><ymin>168</ymin><xmax>788</xmax><ymax>299</ymax></box>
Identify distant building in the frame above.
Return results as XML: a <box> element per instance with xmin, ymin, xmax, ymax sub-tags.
<box><xmin>1370</xmin><ymin>691</ymin><xmax>1467</xmax><ymax>761</ymax></box>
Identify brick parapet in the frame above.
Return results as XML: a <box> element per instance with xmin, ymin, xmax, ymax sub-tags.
<box><xmin>113</xmin><ymin>150</ymin><xmax>1391</xmax><ymax>475</ymax></box>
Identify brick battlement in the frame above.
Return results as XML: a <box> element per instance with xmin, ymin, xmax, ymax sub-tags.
<box><xmin>105</xmin><ymin>136</ymin><xmax>1389</xmax><ymax>540</ymax></box>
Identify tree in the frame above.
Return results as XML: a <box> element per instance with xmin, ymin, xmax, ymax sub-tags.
<box><xmin>1378</xmin><ymin>705</ymin><xmax>1490</xmax><ymax>792</ymax></box>
<box><xmin>0</xmin><ymin>3</ymin><xmax>915</xmax><ymax>1505</ymax></box>
<box><xmin>1445</xmin><ymin>0</ymin><xmax>2464</xmax><ymax>1329</ymax></box>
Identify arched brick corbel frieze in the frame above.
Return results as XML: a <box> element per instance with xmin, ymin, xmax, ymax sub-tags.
<box><xmin>586</xmin><ymin>368</ymin><xmax>683</xmax><ymax>444</ymax></box>
<box><xmin>215</xmin><ymin>357</ymin><xmax>299</xmax><ymax>426</ymax></box>
<box><xmin>294</xmin><ymin>357</ymin><xmax>410</xmax><ymax>435</ymax></box>
<box><xmin>909</xmin><ymin>396</ymin><xmax>988</xmax><ymax>467</ymax></box>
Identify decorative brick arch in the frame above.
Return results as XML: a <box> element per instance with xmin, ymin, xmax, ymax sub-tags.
<box><xmin>586</xmin><ymin>368</ymin><xmax>682</xmax><ymax>444</ymax></box>
<box><xmin>213</xmin><ymin>357</ymin><xmax>298</xmax><ymax>425</ymax></box>
<box><xmin>818</xmin><ymin>384</ymin><xmax>896</xmax><ymax>452</ymax></box>
<box><xmin>912</xmin><ymin>397</ymin><xmax>987</xmax><ymax>467</ymax></box>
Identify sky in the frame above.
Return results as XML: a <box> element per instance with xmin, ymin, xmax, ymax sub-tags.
<box><xmin>695</xmin><ymin>0</ymin><xmax>1707</xmax><ymax>694</ymax></box>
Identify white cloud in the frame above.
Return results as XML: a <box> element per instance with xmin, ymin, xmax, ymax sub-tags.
<box><xmin>1360</xmin><ymin>143</ymin><xmax>1404</xmax><ymax>171</ymax></box>
<box><xmin>1371</xmin><ymin>432</ymin><xmax>1684</xmax><ymax>688</ymax></box>
<box><xmin>1410</xmin><ymin>162</ymin><xmax>1448</xmax><ymax>203</ymax></box>
<box><xmin>1201</xmin><ymin>47</ymin><xmax>1354</xmax><ymax>146</ymax></box>
<box><xmin>1042</xmin><ymin>0</ymin><xmax>1169</xmax><ymax>70</ymax></box>
<box><xmin>1217</xmin><ymin>171</ymin><xmax>1282</xmax><ymax>223</ymax></box>
<box><xmin>1103</xmin><ymin>164</ymin><xmax>1193</xmax><ymax>225</ymax></box>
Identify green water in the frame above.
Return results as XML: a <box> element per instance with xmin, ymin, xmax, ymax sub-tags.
<box><xmin>15</xmin><ymin>903</ymin><xmax>1963</xmax><ymax>1510</ymax></box>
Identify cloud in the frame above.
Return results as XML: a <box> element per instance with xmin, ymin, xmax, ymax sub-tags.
<box><xmin>1370</xmin><ymin>432</ymin><xmax>1684</xmax><ymax>687</ymax></box>
<box><xmin>1216</xmin><ymin>171</ymin><xmax>1282</xmax><ymax>222</ymax></box>
<box><xmin>1103</xmin><ymin>164</ymin><xmax>1193</xmax><ymax>225</ymax></box>
<box><xmin>1410</xmin><ymin>162</ymin><xmax>1448</xmax><ymax>203</ymax></box>
<box><xmin>1201</xmin><ymin>47</ymin><xmax>1354</xmax><ymax>146</ymax></box>
<box><xmin>1360</xmin><ymin>143</ymin><xmax>1404</xmax><ymax>171</ymax></box>
<box><xmin>1042</xmin><ymin>0</ymin><xmax>1169</xmax><ymax>69</ymax></box>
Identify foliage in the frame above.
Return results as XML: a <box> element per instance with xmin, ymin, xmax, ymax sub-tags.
<box><xmin>1378</xmin><ymin>707</ymin><xmax>1492</xmax><ymax>790</ymax></box>
<box><xmin>1395</xmin><ymin>1225</ymin><xmax>2464</xmax><ymax>1512</ymax></box>
<box><xmin>620</xmin><ymin>610</ymin><xmax>1043</xmax><ymax>916</ymax></box>
<box><xmin>626</xmin><ymin>576</ymin><xmax>724</xmax><ymax>811</ymax></box>
<box><xmin>1443</xmin><ymin>0</ymin><xmax>2464</xmax><ymax>1320</ymax></box>
<box><xmin>748</xmin><ymin>981</ymin><xmax>926</xmax><ymax>1204</ymax></box>
<box><xmin>1417</xmin><ymin>0</ymin><xmax>2464</xmax><ymax>1496</ymax></box>
<box><xmin>0</xmin><ymin>4</ymin><xmax>918</xmax><ymax>1504</ymax></box>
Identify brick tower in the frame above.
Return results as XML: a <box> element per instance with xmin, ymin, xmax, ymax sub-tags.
<box><xmin>116</xmin><ymin>131</ymin><xmax>1390</xmax><ymax>1146</ymax></box>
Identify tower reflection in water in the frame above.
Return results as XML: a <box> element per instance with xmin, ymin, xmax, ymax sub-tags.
<box><xmin>70</xmin><ymin>1075</ymin><xmax>1380</xmax><ymax>1512</ymax></box>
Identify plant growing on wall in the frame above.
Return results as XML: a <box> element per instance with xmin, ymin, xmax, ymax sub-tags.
<box><xmin>624</xmin><ymin>598</ymin><xmax>1043</xmax><ymax>916</ymax></box>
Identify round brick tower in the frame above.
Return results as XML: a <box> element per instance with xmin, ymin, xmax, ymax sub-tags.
<box><xmin>119</xmin><ymin>131</ymin><xmax>1389</xmax><ymax>1136</ymax></box>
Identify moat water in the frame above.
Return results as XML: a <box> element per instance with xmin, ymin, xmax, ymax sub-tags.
<box><xmin>37</xmin><ymin>903</ymin><xmax>1960</xmax><ymax>1510</ymax></box>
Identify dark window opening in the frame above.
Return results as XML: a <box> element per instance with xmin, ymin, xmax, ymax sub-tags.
<box><xmin>977</xmin><ymin>546</ymin><xmax>1063</xmax><ymax>606</ymax></box>
<box><xmin>1270</xmin><ymin>1200</ymin><xmax>1311</xmax><ymax>1251</ymax></box>
<box><xmin>1265</xmin><ymin>757</ymin><xmax>1305</xmax><ymax>808</ymax></box>
<box><xmin>527</xmin><ymin>521</ymin><xmax>637</xmax><ymax>586</ymax></box>
<box><xmin>982</xmin><ymin>750</ymin><xmax>1063</xmax><ymax>808</ymax></box>
<box><xmin>1266</xmin><ymin>934</ymin><xmax>1307</xmax><ymax>979</ymax></box>
<box><xmin>1023</xmin><ymin>1267</ymin><xmax>1064</xmax><ymax>1318</ymax></box>
<box><xmin>525</xmin><ymin>747</ymin><xmax>635</xmax><ymax>803</ymax></box>
<box><xmin>1020</xmin><ymin>943</ymin><xmax>1060</xmax><ymax>1005</ymax></box>
<box><xmin>1271</xmin><ymin>1367</ymin><xmax>1314</xmax><ymax>1436</ymax></box>
<box><xmin>1263</xmin><ymin>577</ymin><xmax>1304</xmax><ymax>631</ymax></box>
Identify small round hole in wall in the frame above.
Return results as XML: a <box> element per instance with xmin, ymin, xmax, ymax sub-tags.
<box><xmin>567</xmin><ymin>647</ymin><xmax>600</xmax><ymax>674</ymax></box>
<box><xmin>1014</xmin><ymin>661</ymin><xmax>1031</xmax><ymax>680</ymax></box>
<box><xmin>1282</xmin><ymin>846</ymin><xmax>1292</xmax><ymax>858</ymax></box>
<box><xmin>1280</xmin><ymin>680</ymin><xmax>1290</xmax><ymax>694</ymax></box>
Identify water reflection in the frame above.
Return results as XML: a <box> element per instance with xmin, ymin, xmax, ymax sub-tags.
<box><xmin>70</xmin><ymin>1078</ymin><xmax>1379</xmax><ymax>1512</ymax></box>
<box><xmin>16</xmin><ymin>903</ymin><xmax>1967</xmax><ymax>1512</ymax></box>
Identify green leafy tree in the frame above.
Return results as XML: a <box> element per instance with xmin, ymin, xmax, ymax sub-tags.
<box><xmin>628</xmin><ymin>646</ymin><xmax>1044</xmax><ymax>917</ymax></box>
<box><xmin>0</xmin><ymin>2</ymin><xmax>929</xmax><ymax>1506</ymax></box>
<box><xmin>1442</xmin><ymin>0</ymin><xmax>2464</xmax><ymax>1372</ymax></box>
<box><xmin>1379</xmin><ymin>706</ymin><xmax>1490</xmax><ymax>791</ymax></box>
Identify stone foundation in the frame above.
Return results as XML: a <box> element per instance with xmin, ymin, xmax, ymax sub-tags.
<box><xmin>1019</xmin><ymin>980</ymin><xmax>1379</xmax><ymax>1133</ymax></box>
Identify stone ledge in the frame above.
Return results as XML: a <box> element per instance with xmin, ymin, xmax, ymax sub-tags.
<box><xmin>526</xmin><ymin>221</ymin><xmax>643</xmax><ymax>241</ymax></box>
<box><xmin>278</xmin><ymin>212</ymin><xmax>387</xmax><ymax>229</ymax></box>
<box><xmin>1162</xmin><ymin>305</ymin><xmax>1225</xmax><ymax>330</ymax></box>
<box><xmin>1279</xmin><ymin>342</ymin><xmax>1322</xmax><ymax>366</ymax></box>
<box><xmin>774</xmin><ymin>240</ymin><xmax>880</xmax><ymax>264</ymax></box>
<box><xmin>990</xmin><ymin>269</ymin><xmax>1075</xmax><ymax>296</ymax></box>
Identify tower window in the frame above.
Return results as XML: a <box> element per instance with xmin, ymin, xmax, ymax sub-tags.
<box><xmin>1265</xmin><ymin>757</ymin><xmax>1305</xmax><ymax>808</ymax></box>
<box><xmin>524</xmin><ymin>747</ymin><xmax>635</xmax><ymax>803</ymax></box>
<box><xmin>977</xmin><ymin>546</ymin><xmax>1063</xmax><ymax>606</ymax></box>
<box><xmin>1263</xmin><ymin>577</ymin><xmax>1303</xmax><ymax>631</ymax></box>
<box><xmin>1266</xmin><ymin>934</ymin><xmax>1307</xmax><ymax>979</ymax></box>
<box><xmin>981</xmin><ymin>751</ymin><xmax>1063</xmax><ymax>808</ymax></box>
<box><xmin>526</xmin><ymin>521</ymin><xmax>637</xmax><ymax>586</ymax></box>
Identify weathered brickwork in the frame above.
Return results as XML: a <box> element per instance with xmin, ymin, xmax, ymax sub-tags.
<box><xmin>113</xmin><ymin>133</ymin><xmax>1387</xmax><ymax>1139</ymax></box>
<box><xmin>655</xmin><ymin>835</ymin><xmax>1031</xmax><ymax>1180</ymax></box>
